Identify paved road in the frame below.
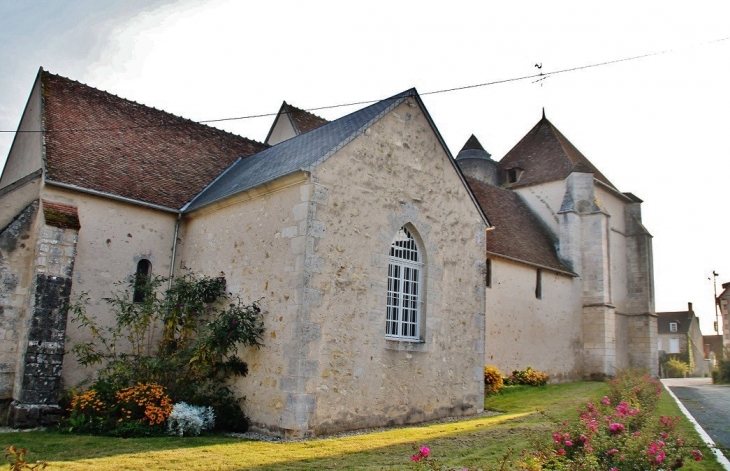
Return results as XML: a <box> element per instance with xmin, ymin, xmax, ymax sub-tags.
<box><xmin>663</xmin><ymin>378</ymin><xmax>730</xmax><ymax>461</ymax></box>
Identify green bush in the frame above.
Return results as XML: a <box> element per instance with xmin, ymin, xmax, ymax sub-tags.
<box><xmin>663</xmin><ymin>358</ymin><xmax>689</xmax><ymax>378</ymax></box>
<box><xmin>713</xmin><ymin>358</ymin><xmax>730</xmax><ymax>384</ymax></box>
<box><xmin>484</xmin><ymin>366</ymin><xmax>504</xmax><ymax>395</ymax></box>
<box><xmin>65</xmin><ymin>272</ymin><xmax>265</xmax><ymax>435</ymax></box>
<box><xmin>504</xmin><ymin>367</ymin><xmax>549</xmax><ymax>386</ymax></box>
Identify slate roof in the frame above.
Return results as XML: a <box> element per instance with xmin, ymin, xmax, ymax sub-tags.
<box><xmin>186</xmin><ymin>89</ymin><xmax>416</xmax><ymax>212</ymax></box>
<box><xmin>41</xmin><ymin>70</ymin><xmax>268</xmax><ymax>210</ymax></box>
<box><xmin>464</xmin><ymin>176</ymin><xmax>573</xmax><ymax>275</ymax></box>
<box><xmin>657</xmin><ymin>310</ymin><xmax>694</xmax><ymax>334</ymax></box>
<box><xmin>456</xmin><ymin>135</ymin><xmax>492</xmax><ymax>160</ymax></box>
<box><xmin>498</xmin><ymin>115</ymin><xmax>615</xmax><ymax>189</ymax></box>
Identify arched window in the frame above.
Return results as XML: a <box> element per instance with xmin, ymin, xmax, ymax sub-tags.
<box><xmin>132</xmin><ymin>259</ymin><xmax>151</xmax><ymax>303</ymax></box>
<box><xmin>386</xmin><ymin>226</ymin><xmax>422</xmax><ymax>340</ymax></box>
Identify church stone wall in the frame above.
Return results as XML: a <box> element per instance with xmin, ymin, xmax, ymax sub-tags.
<box><xmin>41</xmin><ymin>188</ymin><xmax>178</xmax><ymax>388</ymax></box>
<box><xmin>305</xmin><ymin>99</ymin><xmax>487</xmax><ymax>436</ymax></box>
<box><xmin>513</xmin><ymin>180</ymin><xmax>565</xmax><ymax>239</ymax></box>
<box><xmin>484</xmin><ymin>258</ymin><xmax>584</xmax><ymax>381</ymax></box>
<box><xmin>0</xmin><ymin>202</ymin><xmax>39</xmax><ymax>402</ymax></box>
<box><xmin>176</xmin><ymin>175</ymin><xmax>308</xmax><ymax>437</ymax></box>
<box><xmin>0</xmin><ymin>76</ymin><xmax>43</xmax><ymax>188</ymax></box>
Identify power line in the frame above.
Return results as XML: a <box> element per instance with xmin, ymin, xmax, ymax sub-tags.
<box><xmin>2</xmin><ymin>35</ymin><xmax>728</xmax><ymax>134</ymax></box>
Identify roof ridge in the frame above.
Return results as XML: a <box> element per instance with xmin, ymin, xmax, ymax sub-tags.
<box><xmin>285</xmin><ymin>102</ymin><xmax>329</xmax><ymax>124</ymax></box>
<box><xmin>40</xmin><ymin>69</ymin><xmax>268</xmax><ymax>149</ymax></box>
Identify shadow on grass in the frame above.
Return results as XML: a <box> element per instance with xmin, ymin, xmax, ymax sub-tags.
<box><xmin>2</xmin><ymin>383</ymin><xmax>607</xmax><ymax>470</ymax></box>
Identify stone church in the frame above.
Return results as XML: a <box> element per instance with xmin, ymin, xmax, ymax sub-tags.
<box><xmin>0</xmin><ymin>67</ymin><xmax>656</xmax><ymax>436</ymax></box>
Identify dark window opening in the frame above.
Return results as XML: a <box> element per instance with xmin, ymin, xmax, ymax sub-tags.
<box><xmin>535</xmin><ymin>268</ymin><xmax>542</xmax><ymax>299</ymax></box>
<box><xmin>133</xmin><ymin>259</ymin><xmax>152</xmax><ymax>303</ymax></box>
<box><xmin>507</xmin><ymin>169</ymin><xmax>518</xmax><ymax>183</ymax></box>
<box><xmin>486</xmin><ymin>258</ymin><xmax>492</xmax><ymax>288</ymax></box>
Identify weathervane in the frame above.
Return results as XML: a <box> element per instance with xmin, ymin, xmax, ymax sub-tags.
<box><xmin>533</xmin><ymin>63</ymin><xmax>548</xmax><ymax>87</ymax></box>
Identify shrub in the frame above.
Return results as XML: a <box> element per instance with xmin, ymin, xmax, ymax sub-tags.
<box><xmin>115</xmin><ymin>382</ymin><xmax>173</xmax><ymax>426</ymax></box>
<box><xmin>713</xmin><ymin>357</ymin><xmax>730</xmax><ymax>384</ymax></box>
<box><xmin>663</xmin><ymin>358</ymin><xmax>689</xmax><ymax>378</ymax></box>
<box><xmin>167</xmin><ymin>402</ymin><xmax>215</xmax><ymax>437</ymax></box>
<box><xmin>484</xmin><ymin>366</ymin><xmax>504</xmax><ymax>395</ymax></box>
<box><xmin>504</xmin><ymin>367</ymin><xmax>549</xmax><ymax>386</ymax></box>
<box><xmin>606</xmin><ymin>368</ymin><xmax>662</xmax><ymax>418</ymax></box>
<box><xmin>521</xmin><ymin>374</ymin><xmax>703</xmax><ymax>471</ymax></box>
<box><xmin>65</xmin><ymin>272</ymin><xmax>265</xmax><ymax>435</ymax></box>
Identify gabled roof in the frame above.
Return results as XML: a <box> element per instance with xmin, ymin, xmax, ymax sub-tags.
<box><xmin>287</xmin><ymin>102</ymin><xmax>329</xmax><ymax>135</ymax></box>
<box><xmin>264</xmin><ymin>101</ymin><xmax>329</xmax><ymax>145</ymax></box>
<box><xmin>498</xmin><ymin>115</ymin><xmax>615</xmax><ymax>189</ymax></box>
<box><xmin>657</xmin><ymin>310</ymin><xmax>695</xmax><ymax>334</ymax></box>
<box><xmin>464</xmin><ymin>176</ymin><xmax>573</xmax><ymax>275</ymax></box>
<box><xmin>40</xmin><ymin>69</ymin><xmax>268</xmax><ymax>210</ymax></box>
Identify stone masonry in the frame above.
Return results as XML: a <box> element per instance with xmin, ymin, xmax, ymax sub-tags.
<box><xmin>8</xmin><ymin>203</ymin><xmax>79</xmax><ymax>428</ymax></box>
<box><xmin>0</xmin><ymin>201</ymin><xmax>39</xmax><ymax>403</ymax></box>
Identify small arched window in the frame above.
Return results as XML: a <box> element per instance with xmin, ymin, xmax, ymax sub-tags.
<box><xmin>133</xmin><ymin>259</ymin><xmax>152</xmax><ymax>303</ymax></box>
<box><xmin>386</xmin><ymin>226</ymin><xmax>423</xmax><ymax>340</ymax></box>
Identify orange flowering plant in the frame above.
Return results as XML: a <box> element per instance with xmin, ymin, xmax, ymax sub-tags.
<box><xmin>65</xmin><ymin>272</ymin><xmax>265</xmax><ymax>436</ymax></box>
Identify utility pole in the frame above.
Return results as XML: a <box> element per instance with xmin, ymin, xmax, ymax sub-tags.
<box><xmin>713</xmin><ymin>270</ymin><xmax>720</xmax><ymax>334</ymax></box>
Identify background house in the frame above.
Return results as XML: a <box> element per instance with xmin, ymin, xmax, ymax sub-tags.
<box><xmin>455</xmin><ymin>115</ymin><xmax>657</xmax><ymax>381</ymax></box>
<box><xmin>657</xmin><ymin>304</ymin><xmax>710</xmax><ymax>377</ymax></box>
<box><xmin>718</xmin><ymin>282</ymin><xmax>730</xmax><ymax>349</ymax></box>
<box><xmin>0</xmin><ymin>69</ymin><xmax>488</xmax><ymax>436</ymax></box>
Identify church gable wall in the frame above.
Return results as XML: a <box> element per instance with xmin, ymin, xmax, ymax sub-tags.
<box><xmin>305</xmin><ymin>99</ymin><xmax>487</xmax><ymax>435</ymax></box>
<box><xmin>512</xmin><ymin>180</ymin><xmax>565</xmax><ymax>239</ymax></box>
<box><xmin>0</xmin><ymin>76</ymin><xmax>43</xmax><ymax>188</ymax></box>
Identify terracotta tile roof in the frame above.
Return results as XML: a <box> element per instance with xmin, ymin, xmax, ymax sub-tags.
<box><xmin>41</xmin><ymin>70</ymin><xmax>268</xmax><ymax>209</ymax></box>
<box><xmin>464</xmin><ymin>176</ymin><xmax>572</xmax><ymax>274</ymax></box>
<box><xmin>285</xmin><ymin>102</ymin><xmax>329</xmax><ymax>134</ymax></box>
<box><xmin>498</xmin><ymin>116</ymin><xmax>615</xmax><ymax>189</ymax></box>
<box><xmin>42</xmin><ymin>200</ymin><xmax>80</xmax><ymax>230</ymax></box>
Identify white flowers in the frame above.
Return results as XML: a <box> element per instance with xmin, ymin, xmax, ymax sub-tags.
<box><xmin>167</xmin><ymin>402</ymin><xmax>215</xmax><ymax>437</ymax></box>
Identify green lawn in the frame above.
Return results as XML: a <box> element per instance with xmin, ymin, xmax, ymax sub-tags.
<box><xmin>2</xmin><ymin>382</ymin><xmax>724</xmax><ymax>470</ymax></box>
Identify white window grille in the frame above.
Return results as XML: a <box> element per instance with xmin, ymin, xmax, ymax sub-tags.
<box><xmin>669</xmin><ymin>322</ymin><xmax>678</xmax><ymax>333</ymax></box>
<box><xmin>386</xmin><ymin>227</ymin><xmax>422</xmax><ymax>340</ymax></box>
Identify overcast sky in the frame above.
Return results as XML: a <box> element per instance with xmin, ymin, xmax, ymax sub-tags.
<box><xmin>1</xmin><ymin>0</ymin><xmax>728</xmax><ymax>334</ymax></box>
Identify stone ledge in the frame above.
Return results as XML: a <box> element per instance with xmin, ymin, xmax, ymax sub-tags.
<box><xmin>384</xmin><ymin>339</ymin><xmax>428</xmax><ymax>352</ymax></box>
<box><xmin>7</xmin><ymin>401</ymin><xmax>61</xmax><ymax>428</ymax></box>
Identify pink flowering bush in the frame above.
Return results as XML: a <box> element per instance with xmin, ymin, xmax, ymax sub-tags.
<box><xmin>520</xmin><ymin>370</ymin><xmax>703</xmax><ymax>470</ymax></box>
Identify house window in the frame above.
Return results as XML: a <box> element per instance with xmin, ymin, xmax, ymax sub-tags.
<box><xmin>386</xmin><ymin>226</ymin><xmax>422</xmax><ymax>341</ymax></box>
<box><xmin>506</xmin><ymin>168</ymin><xmax>521</xmax><ymax>183</ymax></box>
<box><xmin>668</xmin><ymin>338</ymin><xmax>680</xmax><ymax>354</ymax></box>
<box><xmin>669</xmin><ymin>322</ymin><xmax>678</xmax><ymax>333</ymax></box>
<box><xmin>133</xmin><ymin>259</ymin><xmax>152</xmax><ymax>303</ymax></box>
<box><xmin>535</xmin><ymin>268</ymin><xmax>542</xmax><ymax>299</ymax></box>
<box><xmin>485</xmin><ymin>258</ymin><xmax>492</xmax><ymax>288</ymax></box>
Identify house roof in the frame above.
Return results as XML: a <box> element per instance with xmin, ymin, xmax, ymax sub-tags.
<box><xmin>456</xmin><ymin>135</ymin><xmax>493</xmax><ymax>161</ymax></box>
<box><xmin>657</xmin><ymin>310</ymin><xmax>695</xmax><ymax>334</ymax></box>
<box><xmin>286</xmin><ymin>102</ymin><xmax>329</xmax><ymax>135</ymax></box>
<box><xmin>186</xmin><ymin>89</ymin><xmax>412</xmax><ymax>212</ymax></box>
<box><xmin>498</xmin><ymin>115</ymin><xmax>615</xmax><ymax>189</ymax></box>
<box><xmin>464</xmin><ymin>175</ymin><xmax>573</xmax><ymax>275</ymax></box>
<box><xmin>41</xmin><ymin>69</ymin><xmax>268</xmax><ymax>210</ymax></box>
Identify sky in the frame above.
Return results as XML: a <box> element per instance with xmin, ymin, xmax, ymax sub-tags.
<box><xmin>1</xmin><ymin>0</ymin><xmax>729</xmax><ymax>334</ymax></box>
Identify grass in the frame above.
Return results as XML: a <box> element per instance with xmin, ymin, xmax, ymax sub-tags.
<box><xmin>1</xmin><ymin>382</ymin><xmax>724</xmax><ymax>470</ymax></box>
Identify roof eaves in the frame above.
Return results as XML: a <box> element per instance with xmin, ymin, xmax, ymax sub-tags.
<box><xmin>184</xmin><ymin>168</ymin><xmax>307</xmax><ymax>214</ymax></box>
<box><xmin>487</xmin><ymin>251</ymin><xmax>577</xmax><ymax>277</ymax></box>
<box><xmin>45</xmin><ymin>179</ymin><xmax>180</xmax><ymax>214</ymax></box>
